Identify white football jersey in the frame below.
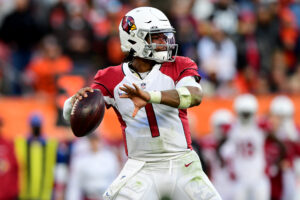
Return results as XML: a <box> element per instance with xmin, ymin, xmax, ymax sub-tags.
<box><xmin>91</xmin><ymin>56</ymin><xmax>200</xmax><ymax>161</ymax></box>
<box><xmin>222</xmin><ymin>121</ymin><xmax>266</xmax><ymax>182</ymax></box>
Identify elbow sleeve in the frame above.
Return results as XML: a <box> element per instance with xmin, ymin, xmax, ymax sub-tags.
<box><xmin>63</xmin><ymin>96</ymin><xmax>73</xmax><ymax>123</ymax></box>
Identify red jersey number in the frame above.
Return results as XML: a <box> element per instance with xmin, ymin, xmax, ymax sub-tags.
<box><xmin>238</xmin><ymin>141</ymin><xmax>255</xmax><ymax>157</ymax></box>
<box><xmin>145</xmin><ymin>104</ymin><xmax>160</xmax><ymax>137</ymax></box>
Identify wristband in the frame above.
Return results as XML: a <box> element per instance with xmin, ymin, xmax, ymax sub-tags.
<box><xmin>148</xmin><ymin>91</ymin><xmax>162</xmax><ymax>104</ymax></box>
<box><xmin>63</xmin><ymin>96</ymin><xmax>73</xmax><ymax>122</ymax></box>
<box><xmin>176</xmin><ymin>87</ymin><xmax>192</xmax><ymax>109</ymax></box>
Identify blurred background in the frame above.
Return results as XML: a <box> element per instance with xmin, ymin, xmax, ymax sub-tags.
<box><xmin>1</xmin><ymin>0</ymin><xmax>300</xmax><ymax>199</ymax></box>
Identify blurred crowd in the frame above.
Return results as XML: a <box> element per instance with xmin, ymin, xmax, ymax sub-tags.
<box><xmin>1</xmin><ymin>0</ymin><xmax>300</xmax><ymax>98</ymax></box>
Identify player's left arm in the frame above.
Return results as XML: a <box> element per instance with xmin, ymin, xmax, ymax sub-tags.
<box><xmin>119</xmin><ymin>76</ymin><xmax>203</xmax><ymax>117</ymax></box>
<box><xmin>161</xmin><ymin>75</ymin><xmax>203</xmax><ymax>108</ymax></box>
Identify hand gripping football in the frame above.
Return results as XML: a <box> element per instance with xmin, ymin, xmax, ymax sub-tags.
<box><xmin>70</xmin><ymin>89</ymin><xmax>105</xmax><ymax>137</ymax></box>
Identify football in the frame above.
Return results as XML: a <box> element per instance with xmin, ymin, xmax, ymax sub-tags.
<box><xmin>70</xmin><ymin>89</ymin><xmax>105</xmax><ymax>137</ymax></box>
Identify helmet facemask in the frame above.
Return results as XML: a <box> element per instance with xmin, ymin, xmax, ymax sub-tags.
<box><xmin>137</xmin><ymin>28</ymin><xmax>178</xmax><ymax>63</ymax></box>
<box><xmin>238</xmin><ymin>111</ymin><xmax>255</xmax><ymax>125</ymax></box>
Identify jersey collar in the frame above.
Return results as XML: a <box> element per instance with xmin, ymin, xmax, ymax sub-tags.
<box><xmin>123</xmin><ymin>62</ymin><xmax>161</xmax><ymax>81</ymax></box>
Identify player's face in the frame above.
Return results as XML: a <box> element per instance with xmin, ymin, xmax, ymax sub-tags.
<box><xmin>152</xmin><ymin>33</ymin><xmax>167</xmax><ymax>44</ymax></box>
<box><xmin>147</xmin><ymin>33</ymin><xmax>175</xmax><ymax>51</ymax></box>
<box><xmin>269</xmin><ymin>114</ymin><xmax>281</xmax><ymax>132</ymax></box>
<box><xmin>238</xmin><ymin>111</ymin><xmax>254</xmax><ymax>124</ymax></box>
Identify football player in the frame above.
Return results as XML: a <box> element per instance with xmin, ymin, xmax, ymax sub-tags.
<box><xmin>221</xmin><ymin>94</ymin><xmax>270</xmax><ymax>200</ymax></box>
<box><xmin>201</xmin><ymin>109</ymin><xmax>235</xmax><ymax>200</ymax></box>
<box><xmin>65</xmin><ymin>133</ymin><xmax>119</xmax><ymax>200</ymax></box>
<box><xmin>269</xmin><ymin>96</ymin><xmax>300</xmax><ymax>200</ymax></box>
<box><xmin>63</xmin><ymin>7</ymin><xmax>221</xmax><ymax>200</ymax></box>
<box><xmin>0</xmin><ymin>117</ymin><xmax>19</xmax><ymax>199</ymax></box>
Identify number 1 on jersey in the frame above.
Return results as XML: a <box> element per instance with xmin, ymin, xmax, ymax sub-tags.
<box><xmin>145</xmin><ymin>104</ymin><xmax>160</xmax><ymax>137</ymax></box>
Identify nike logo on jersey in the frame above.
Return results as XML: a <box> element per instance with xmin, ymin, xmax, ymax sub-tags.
<box><xmin>185</xmin><ymin>161</ymin><xmax>193</xmax><ymax>167</ymax></box>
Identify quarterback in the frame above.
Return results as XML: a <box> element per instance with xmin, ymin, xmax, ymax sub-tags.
<box><xmin>64</xmin><ymin>7</ymin><xmax>221</xmax><ymax>200</ymax></box>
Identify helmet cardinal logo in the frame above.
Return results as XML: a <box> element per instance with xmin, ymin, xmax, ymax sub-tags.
<box><xmin>122</xmin><ymin>16</ymin><xmax>136</xmax><ymax>34</ymax></box>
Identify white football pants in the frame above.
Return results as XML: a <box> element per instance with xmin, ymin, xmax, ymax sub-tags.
<box><xmin>103</xmin><ymin>150</ymin><xmax>221</xmax><ymax>200</ymax></box>
<box><xmin>232</xmin><ymin>176</ymin><xmax>270</xmax><ymax>200</ymax></box>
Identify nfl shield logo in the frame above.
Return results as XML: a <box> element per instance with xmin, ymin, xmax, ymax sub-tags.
<box><xmin>141</xmin><ymin>82</ymin><xmax>146</xmax><ymax>89</ymax></box>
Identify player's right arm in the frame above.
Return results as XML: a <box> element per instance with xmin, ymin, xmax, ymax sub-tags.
<box><xmin>63</xmin><ymin>65</ymin><xmax>124</xmax><ymax>122</ymax></box>
<box><xmin>70</xmin><ymin>87</ymin><xmax>94</xmax><ymax>105</ymax></box>
<box><xmin>62</xmin><ymin>87</ymin><xmax>94</xmax><ymax>122</ymax></box>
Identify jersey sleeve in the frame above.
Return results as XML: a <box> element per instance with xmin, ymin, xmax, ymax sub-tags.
<box><xmin>90</xmin><ymin>65</ymin><xmax>124</xmax><ymax>109</ymax></box>
<box><xmin>176</xmin><ymin>76</ymin><xmax>201</xmax><ymax>88</ymax></box>
<box><xmin>176</xmin><ymin>57</ymin><xmax>201</xmax><ymax>84</ymax></box>
<box><xmin>90</xmin><ymin>70</ymin><xmax>114</xmax><ymax>108</ymax></box>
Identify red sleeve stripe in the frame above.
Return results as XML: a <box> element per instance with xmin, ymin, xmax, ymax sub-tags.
<box><xmin>177</xmin><ymin>68</ymin><xmax>200</xmax><ymax>82</ymax></box>
<box><xmin>93</xmin><ymin>82</ymin><xmax>114</xmax><ymax>98</ymax></box>
<box><xmin>178</xmin><ymin>109</ymin><xmax>192</xmax><ymax>150</ymax></box>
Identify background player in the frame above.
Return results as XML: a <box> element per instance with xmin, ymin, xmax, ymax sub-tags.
<box><xmin>0</xmin><ymin>117</ymin><xmax>19</xmax><ymax>200</ymax></box>
<box><xmin>269</xmin><ymin>96</ymin><xmax>300</xmax><ymax>200</ymax></box>
<box><xmin>63</xmin><ymin>7</ymin><xmax>221</xmax><ymax>200</ymax></box>
<box><xmin>66</xmin><ymin>133</ymin><xmax>119</xmax><ymax>200</ymax></box>
<box><xmin>200</xmin><ymin>109</ymin><xmax>235</xmax><ymax>200</ymax></box>
<box><xmin>221</xmin><ymin>94</ymin><xmax>270</xmax><ymax>200</ymax></box>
